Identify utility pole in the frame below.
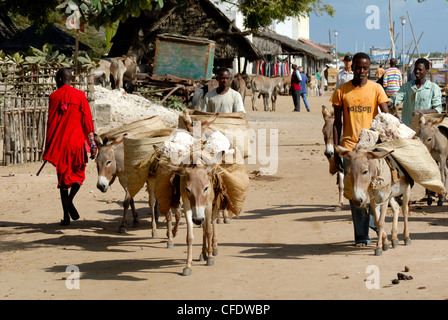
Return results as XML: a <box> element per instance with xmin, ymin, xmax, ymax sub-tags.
<box><xmin>389</xmin><ymin>0</ymin><xmax>396</xmax><ymax>58</ymax></box>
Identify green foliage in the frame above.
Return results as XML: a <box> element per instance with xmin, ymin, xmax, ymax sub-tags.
<box><xmin>0</xmin><ymin>44</ymin><xmax>97</xmax><ymax>69</ymax></box>
<box><xmin>216</xmin><ymin>0</ymin><xmax>334</xmax><ymax>29</ymax></box>
<box><xmin>163</xmin><ymin>95</ymin><xmax>186</xmax><ymax>111</ymax></box>
<box><xmin>1</xmin><ymin>0</ymin><xmax>334</xmax><ymax>31</ymax></box>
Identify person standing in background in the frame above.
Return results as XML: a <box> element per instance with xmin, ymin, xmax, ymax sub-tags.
<box><xmin>298</xmin><ymin>67</ymin><xmax>310</xmax><ymax>112</ymax></box>
<box><xmin>291</xmin><ymin>64</ymin><xmax>303</xmax><ymax>112</ymax></box>
<box><xmin>336</xmin><ymin>55</ymin><xmax>353</xmax><ymax>89</ymax></box>
<box><xmin>383</xmin><ymin>58</ymin><xmax>403</xmax><ymax>97</ymax></box>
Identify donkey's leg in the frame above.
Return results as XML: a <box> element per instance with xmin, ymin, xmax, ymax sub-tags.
<box><xmin>389</xmin><ymin>197</ymin><xmax>400</xmax><ymax>248</ymax></box>
<box><xmin>335</xmin><ymin>171</ymin><xmax>344</xmax><ymax>212</ymax></box>
<box><xmin>183</xmin><ymin>203</ymin><xmax>194</xmax><ymax>276</ymax></box>
<box><xmin>119</xmin><ymin>189</ymin><xmax>131</xmax><ymax>233</ymax></box>
<box><xmin>402</xmin><ymin>183</ymin><xmax>412</xmax><ymax>246</ymax></box>
<box><xmin>147</xmin><ymin>180</ymin><xmax>157</xmax><ymax>238</ymax></box>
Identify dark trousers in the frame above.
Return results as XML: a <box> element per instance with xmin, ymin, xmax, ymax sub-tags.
<box><xmin>292</xmin><ymin>89</ymin><xmax>301</xmax><ymax>111</ymax></box>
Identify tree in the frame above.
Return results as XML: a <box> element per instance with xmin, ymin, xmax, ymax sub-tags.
<box><xmin>0</xmin><ymin>0</ymin><xmax>334</xmax><ymax>30</ymax></box>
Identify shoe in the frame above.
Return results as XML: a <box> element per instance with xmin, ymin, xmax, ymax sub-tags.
<box><xmin>293</xmin><ymin>110</ymin><xmax>300</xmax><ymax>112</ymax></box>
<box><xmin>307</xmin><ymin>109</ymin><xmax>310</xmax><ymax>112</ymax></box>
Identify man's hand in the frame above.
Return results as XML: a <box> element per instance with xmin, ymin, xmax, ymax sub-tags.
<box><xmin>89</xmin><ymin>141</ymin><xmax>97</xmax><ymax>160</ymax></box>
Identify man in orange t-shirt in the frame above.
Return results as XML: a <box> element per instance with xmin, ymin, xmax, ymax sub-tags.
<box><xmin>330</xmin><ymin>52</ymin><xmax>390</xmax><ymax>246</ymax></box>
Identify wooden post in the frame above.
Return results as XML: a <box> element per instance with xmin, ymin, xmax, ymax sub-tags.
<box><xmin>407</xmin><ymin>10</ymin><xmax>420</xmax><ymax>58</ymax></box>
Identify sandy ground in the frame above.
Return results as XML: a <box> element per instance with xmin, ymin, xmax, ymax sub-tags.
<box><xmin>1</xmin><ymin>90</ymin><xmax>448</xmax><ymax>301</ymax></box>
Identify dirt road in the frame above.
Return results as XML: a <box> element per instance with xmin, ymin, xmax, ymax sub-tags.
<box><xmin>1</xmin><ymin>91</ymin><xmax>448</xmax><ymax>300</ymax></box>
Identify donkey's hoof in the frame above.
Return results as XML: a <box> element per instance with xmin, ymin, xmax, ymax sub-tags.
<box><xmin>374</xmin><ymin>248</ymin><xmax>382</xmax><ymax>256</ymax></box>
<box><xmin>206</xmin><ymin>258</ymin><xmax>214</xmax><ymax>266</ymax></box>
<box><xmin>182</xmin><ymin>268</ymin><xmax>192</xmax><ymax>276</ymax></box>
<box><xmin>152</xmin><ymin>231</ymin><xmax>158</xmax><ymax>238</ymax></box>
<box><xmin>333</xmin><ymin>206</ymin><xmax>342</xmax><ymax>212</ymax></box>
<box><xmin>167</xmin><ymin>242</ymin><xmax>174</xmax><ymax>249</ymax></box>
<box><xmin>392</xmin><ymin>239</ymin><xmax>399</xmax><ymax>248</ymax></box>
<box><xmin>405</xmin><ymin>238</ymin><xmax>412</xmax><ymax>246</ymax></box>
<box><xmin>118</xmin><ymin>226</ymin><xmax>126</xmax><ymax>233</ymax></box>
<box><xmin>199</xmin><ymin>253</ymin><xmax>206</xmax><ymax>262</ymax></box>
<box><xmin>224</xmin><ymin>218</ymin><xmax>231</xmax><ymax>224</ymax></box>
<box><xmin>383</xmin><ymin>243</ymin><xmax>390</xmax><ymax>251</ymax></box>
<box><xmin>213</xmin><ymin>248</ymin><xmax>218</xmax><ymax>256</ymax></box>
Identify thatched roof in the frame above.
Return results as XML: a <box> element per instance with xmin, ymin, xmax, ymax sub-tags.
<box><xmin>110</xmin><ymin>0</ymin><xmax>261</xmax><ymax>63</ymax></box>
<box><xmin>253</xmin><ymin>29</ymin><xmax>333</xmax><ymax>61</ymax></box>
<box><xmin>0</xmin><ymin>24</ymin><xmax>90</xmax><ymax>54</ymax></box>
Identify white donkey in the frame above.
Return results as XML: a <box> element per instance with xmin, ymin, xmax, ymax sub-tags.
<box><xmin>336</xmin><ymin>146</ymin><xmax>412</xmax><ymax>256</ymax></box>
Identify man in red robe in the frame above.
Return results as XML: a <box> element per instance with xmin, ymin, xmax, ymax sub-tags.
<box><xmin>43</xmin><ymin>68</ymin><xmax>97</xmax><ymax>225</ymax></box>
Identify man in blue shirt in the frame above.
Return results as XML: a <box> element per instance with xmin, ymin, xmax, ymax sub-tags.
<box><xmin>298</xmin><ymin>67</ymin><xmax>310</xmax><ymax>112</ymax></box>
<box><xmin>390</xmin><ymin>58</ymin><xmax>442</xmax><ymax>126</ymax></box>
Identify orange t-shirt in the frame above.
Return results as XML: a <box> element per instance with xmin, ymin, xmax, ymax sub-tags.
<box><xmin>330</xmin><ymin>80</ymin><xmax>389</xmax><ymax>150</ymax></box>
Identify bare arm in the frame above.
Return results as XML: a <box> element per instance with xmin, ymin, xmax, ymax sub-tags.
<box><xmin>379</xmin><ymin>102</ymin><xmax>390</xmax><ymax>113</ymax></box>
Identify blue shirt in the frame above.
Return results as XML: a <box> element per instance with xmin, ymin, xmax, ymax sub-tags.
<box><xmin>299</xmin><ymin>73</ymin><xmax>308</xmax><ymax>93</ymax></box>
<box><xmin>390</xmin><ymin>79</ymin><xmax>442</xmax><ymax>126</ymax></box>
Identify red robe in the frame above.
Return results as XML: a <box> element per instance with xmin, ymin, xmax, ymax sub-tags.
<box><xmin>43</xmin><ymin>85</ymin><xmax>95</xmax><ymax>188</ymax></box>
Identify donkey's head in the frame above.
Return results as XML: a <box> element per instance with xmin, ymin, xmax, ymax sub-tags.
<box><xmin>161</xmin><ymin>163</ymin><xmax>215</xmax><ymax>225</ymax></box>
<box><xmin>335</xmin><ymin>146</ymin><xmax>392</xmax><ymax>208</ymax></box>
<box><xmin>418</xmin><ymin>113</ymin><xmax>446</xmax><ymax>153</ymax></box>
<box><xmin>322</xmin><ymin>105</ymin><xmax>335</xmax><ymax>159</ymax></box>
<box><xmin>94</xmin><ymin>134</ymin><xmax>126</xmax><ymax>192</ymax></box>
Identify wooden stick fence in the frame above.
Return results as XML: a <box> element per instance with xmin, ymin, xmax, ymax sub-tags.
<box><xmin>0</xmin><ymin>65</ymin><xmax>94</xmax><ymax>165</ymax></box>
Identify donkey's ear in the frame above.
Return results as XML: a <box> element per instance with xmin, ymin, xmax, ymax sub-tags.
<box><xmin>94</xmin><ymin>134</ymin><xmax>103</xmax><ymax>147</ymax></box>
<box><xmin>334</xmin><ymin>145</ymin><xmax>351</xmax><ymax>158</ymax></box>
<box><xmin>110</xmin><ymin>134</ymin><xmax>126</xmax><ymax>148</ymax></box>
<box><xmin>418</xmin><ymin>113</ymin><xmax>426</xmax><ymax>126</ymax></box>
<box><xmin>322</xmin><ymin>105</ymin><xmax>332</xmax><ymax>119</ymax></box>
<box><xmin>159</xmin><ymin>163</ymin><xmax>186</xmax><ymax>176</ymax></box>
<box><xmin>366</xmin><ymin>150</ymin><xmax>393</xmax><ymax>160</ymax></box>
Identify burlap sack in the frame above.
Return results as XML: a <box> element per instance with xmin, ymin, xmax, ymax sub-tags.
<box><xmin>211</xmin><ymin>164</ymin><xmax>250</xmax><ymax>217</ymax></box>
<box><xmin>371</xmin><ymin>138</ymin><xmax>445</xmax><ymax>196</ymax></box>
<box><xmin>123</xmin><ymin>128</ymin><xmax>174</xmax><ymax>198</ymax></box>
<box><xmin>153</xmin><ymin>160</ymin><xmax>250</xmax><ymax>217</ymax></box>
<box><xmin>178</xmin><ymin>110</ymin><xmax>252</xmax><ymax>161</ymax></box>
<box><xmin>154</xmin><ymin>161</ymin><xmax>181</xmax><ymax>214</ymax></box>
<box><xmin>99</xmin><ymin>116</ymin><xmax>166</xmax><ymax>140</ymax></box>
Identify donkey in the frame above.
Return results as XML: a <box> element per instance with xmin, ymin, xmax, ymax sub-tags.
<box><xmin>322</xmin><ymin>106</ymin><xmax>344</xmax><ymax>211</ymax></box>
<box><xmin>160</xmin><ymin>161</ymin><xmax>221</xmax><ymax>276</ymax></box>
<box><xmin>417</xmin><ymin>113</ymin><xmax>448</xmax><ymax>206</ymax></box>
<box><xmin>250</xmin><ymin>75</ymin><xmax>284</xmax><ymax>111</ymax></box>
<box><xmin>231</xmin><ymin>73</ymin><xmax>250</xmax><ymax>106</ymax></box>
<box><xmin>336</xmin><ymin>146</ymin><xmax>412</xmax><ymax>256</ymax></box>
<box><xmin>94</xmin><ymin>134</ymin><xmax>160</xmax><ymax>237</ymax></box>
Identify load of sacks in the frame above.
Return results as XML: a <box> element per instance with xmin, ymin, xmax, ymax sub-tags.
<box><xmin>354</xmin><ymin>112</ymin><xmax>445</xmax><ymax>197</ymax></box>
<box><xmin>106</xmin><ymin>110</ymin><xmax>251</xmax><ymax>219</ymax></box>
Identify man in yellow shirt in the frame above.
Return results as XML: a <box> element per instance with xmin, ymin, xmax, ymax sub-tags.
<box><xmin>330</xmin><ymin>52</ymin><xmax>390</xmax><ymax>246</ymax></box>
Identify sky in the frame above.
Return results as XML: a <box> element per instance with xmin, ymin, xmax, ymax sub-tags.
<box><xmin>309</xmin><ymin>0</ymin><xmax>448</xmax><ymax>55</ymax></box>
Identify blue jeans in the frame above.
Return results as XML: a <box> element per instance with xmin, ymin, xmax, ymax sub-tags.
<box><xmin>349</xmin><ymin>201</ymin><xmax>378</xmax><ymax>244</ymax></box>
<box><xmin>300</xmin><ymin>92</ymin><xmax>310</xmax><ymax>110</ymax></box>
<box><xmin>343</xmin><ymin>159</ymin><xmax>378</xmax><ymax>244</ymax></box>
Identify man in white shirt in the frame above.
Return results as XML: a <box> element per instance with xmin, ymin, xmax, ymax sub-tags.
<box><xmin>200</xmin><ymin>68</ymin><xmax>246</xmax><ymax>114</ymax></box>
<box><xmin>336</xmin><ymin>55</ymin><xmax>353</xmax><ymax>89</ymax></box>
